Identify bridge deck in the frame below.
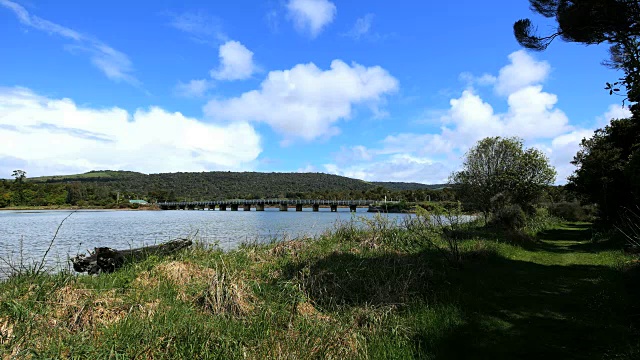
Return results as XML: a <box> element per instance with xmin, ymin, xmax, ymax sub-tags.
<box><xmin>158</xmin><ymin>199</ymin><xmax>379</xmax><ymax>207</ymax></box>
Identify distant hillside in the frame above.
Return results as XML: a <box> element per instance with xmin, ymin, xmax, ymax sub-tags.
<box><xmin>33</xmin><ymin>170</ymin><xmax>144</xmax><ymax>181</ymax></box>
<box><xmin>28</xmin><ymin>171</ymin><xmax>379</xmax><ymax>201</ymax></box>
<box><xmin>371</xmin><ymin>182</ymin><xmax>449</xmax><ymax>191</ymax></box>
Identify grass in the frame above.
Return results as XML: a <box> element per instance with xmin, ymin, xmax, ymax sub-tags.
<box><xmin>1</xmin><ymin>217</ymin><xmax>638</xmax><ymax>359</ymax></box>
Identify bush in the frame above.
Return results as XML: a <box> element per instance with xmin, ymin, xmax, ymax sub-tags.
<box><xmin>547</xmin><ymin>201</ymin><xmax>593</xmax><ymax>222</ymax></box>
<box><xmin>491</xmin><ymin>204</ymin><xmax>527</xmax><ymax>230</ymax></box>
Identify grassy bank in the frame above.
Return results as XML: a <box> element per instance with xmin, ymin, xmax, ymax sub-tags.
<box><xmin>1</xmin><ymin>216</ymin><xmax>638</xmax><ymax>359</ymax></box>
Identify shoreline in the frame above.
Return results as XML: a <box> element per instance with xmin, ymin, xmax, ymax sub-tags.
<box><xmin>0</xmin><ymin>206</ymin><xmax>161</xmax><ymax>211</ymax></box>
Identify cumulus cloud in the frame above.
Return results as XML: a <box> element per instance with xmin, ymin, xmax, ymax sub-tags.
<box><xmin>545</xmin><ymin>129</ymin><xmax>594</xmax><ymax>182</ymax></box>
<box><xmin>204</xmin><ymin>59</ymin><xmax>398</xmax><ymax>142</ymax></box>
<box><xmin>325</xmin><ymin>154</ymin><xmax>452</xmax><ymax>184</ymax></box>
<box><xmin>286</xmin><ymin>0</ymin><xmax>336</xmax><ymax>37</ymax></box>
<box><xmin>176</xmin><ymin>40</ymin><xmax>257</xmax><ymax>97</ymax></box>
<box><xmin>597</xmin><ymin>104</ymin><xmax>632</xmax><ymax>126</ymax></box>
<box><xmin>495</xmin><ymin>50</ymin><xmax>550</xmax><ymax>96</ymax></box>
<box><xmin>0</xmin><ymin>0</ymin><xmax>139</xmax><ymax>85</ymax></box>
<box><xmin>323</xmin><ymin>51</ymin><xmax>614</xmax><ymax>185</ymax></box>
<box><xmin>210</xmin><ymin>40</ymin><xmax>258</xmax><ymax>81</ymax></box>
<box><xmin>0</xmin><ymin>87</ymin><xmax>261</xmax><ymax>177</ymax></box>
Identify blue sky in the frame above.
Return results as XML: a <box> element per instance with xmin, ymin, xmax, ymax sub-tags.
<box><xmin>0</xmin><ymin>0</ymin><xmax>631</xmax><ymax>183</ymax></box>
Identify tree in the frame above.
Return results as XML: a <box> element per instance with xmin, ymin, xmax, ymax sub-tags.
<box><xmin>11</xmin><ymin>170</ymin><xmax>27</xmax><ymax>205</ymax></box>
<box><xmin>513</xmin><ymin>0</ymin><xmax>640</xmax><ymax>109</ymax></box>
<box><xmin>451</xmin><ymin>137</ymin><xmax>556</xmax><ymax>222</ymax></box>
<box><xmin>568</xmin><ymin>117</ymin><xmax>640</xmax><ymax>221</ymax></box>
<box><xmin>11</xmin><ymin>169</ymin><xmax>26</xmax><ymax>183</ymax></box>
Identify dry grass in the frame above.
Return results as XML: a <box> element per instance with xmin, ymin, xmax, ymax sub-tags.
<box><xmin>270</xmin><ymin>239</ymin><xmax>309</xmax><ymax>258</ymax></box>
<box><xmin>295</xmin><ymin>301</ymin><xmax>332</xmax><ymax>322</ymax></box>
<box><xmin>197</xmin><ymin>267</ymin><xmax>256</xmax><ymax>317</ymax></box>
<box><xmin>0</xmin><ymin>317</ymin><xmax>14</xmax><ymax>345</ymax></box>
<box><xmin>154</xmin><ymin>261</ymin><xmax>215</xmax><ymax>286</ymax></box>
<box><xmin>248</xmin><ymin>327</ymin><xmax>360</xmax><ymax>360</ymax></box>
<box><xmin>52</xmin><ymin>286</ymin><xmax>129</xmax><ymax>331</ymax></box>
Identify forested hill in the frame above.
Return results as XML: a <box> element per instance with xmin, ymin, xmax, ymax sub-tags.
<box><xmin>21</xmin><ymin>170</ymin><xmax>430</xmax><ymax>202</ymax></box>
<box><xmin>26</xmin><ymin>171</ymin><xmax>376</xmax><ymax>200</ymax></box>
<box><xmin>0</xmin><ymin>170</ymin><xmax>453</xmax><ymax>207</ymax></box>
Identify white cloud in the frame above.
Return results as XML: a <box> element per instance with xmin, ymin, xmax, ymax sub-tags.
<box><xmin>324</xmin><ymin>51</ymin><xmax>614</xmax><ymax>185</ymax></box>
<box><xmin>286</xmin><ymin>0</ymin><xmax>336</xmax><ymax>37</ymax></box>
<box><xmin>296</xmin><ymin>164</ymin><xmax>318</xmax><ymax>173</ymax></box>
<box><xmin>204</xmin><ymin>59</ymin><xmax>398</xmax><ymax>142</ymax></box>
<box><xmin>325</xmin><ymin>154</ymin><xmax>452</xmax><ymax>184</ymax></box>
<box><xmin>1</xmin><ymin>0</ymin><xmax>139</xmax><ymax>85</ymax></box>
<box><xmin>459</xmin><ymin>72</ymin><xmax>496</xmax><ymax>87</ymax></box>
<box><xmin>175</xmin><ymin>79</ymin><xmax>212</xmax><ymax>97</ymax></box>
<box><xmin>345</xmin><ymin>13</ymin><xmax>374</xmax><ymax>40</ymax></box>
<box><xmin>495</xmin><ymin>50</ymin><xmax>550</xmax><ymax>96</ymax></box>
<box><xmin>597</xmin><ymin>104</ymin><xmax>632</xmax><ymax>126</ymax></box>
<box><xmin>210</xmin><ymin>40</ymin><xmax>258</xmax><ymax>81</ymax></box>
<box><xmin>0</xmin><ymin>87</ymin><xmax>261</xmax><ymax>177</ymax></box>
<box><xmin>546</xmin><ymin>129</ymin><xmax>593</xmax><ymax>182</ymax></box>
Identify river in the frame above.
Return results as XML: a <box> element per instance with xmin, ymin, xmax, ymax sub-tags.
<box><xmin>0</xmin><ymin>208</ymin><xmax>407</xmax><ymax>274</ymax></box>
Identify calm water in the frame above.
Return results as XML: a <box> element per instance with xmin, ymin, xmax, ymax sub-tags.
<box><xmin>0</xmin><ymin>208</ymin><xmax>406</xmax><ymax>273</ymax></box>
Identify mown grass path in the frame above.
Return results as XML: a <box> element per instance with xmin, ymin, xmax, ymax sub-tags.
<box><xmin>436</xmin><ymin>223</ymin><xmax>636</xmax><ymax>359</ymax></box>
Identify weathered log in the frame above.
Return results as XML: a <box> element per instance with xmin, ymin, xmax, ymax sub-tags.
<box><xmin>70</xmin><ymin>238</ymin><xmax>192</xmax><ymax>275</ymax></box>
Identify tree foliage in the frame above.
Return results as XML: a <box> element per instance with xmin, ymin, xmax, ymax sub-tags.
<box><xmin>0</xmin><ymin>170</ymin><xmax>457</xmax><ymax>208</ymax></box>
<box><xmin>12</xmin><ymin>170</ymin><xmax>26</xmax><ymax>182</ymax></box>
<box><xmin>451</xmin><ymin>137</ymin><xmax>556</xmax><ymax>219</ymax></box>
<box><xmin>568</xmin><ymin>117</ymin><xmax>640</xmax><ymax>221</ymax></box>
<box><xmin>514</xmin><ymin>0</ymin><xmax>640</xmax><ymax>108</ymax></box>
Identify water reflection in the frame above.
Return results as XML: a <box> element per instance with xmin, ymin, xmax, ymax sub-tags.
<box><xmin>0</xmin><ymin>208</ymin><xmax>407</xmax><ymax>272</ymax></box>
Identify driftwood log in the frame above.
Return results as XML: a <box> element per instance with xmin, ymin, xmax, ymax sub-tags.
<box><xmin>71</xmin><ymin>239</ymin><xmax>192</xmax><ymax>275</ymax></box>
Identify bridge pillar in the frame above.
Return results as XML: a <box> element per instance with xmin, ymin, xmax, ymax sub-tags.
<box><xmin>231</xmin><ymin>204</ymin><xmax>238</xmax><ymax>211</ymax></box>
<box><xmin>313</xmin><ymin>204</ymin><xmax>319</xmax><ymax>212</ymax></box>
<box><xmin>243</xmin><ymin>204</ymin><xmax>251</xmax><ymax>211</ymax></box>
<box><xmin>280</xmin><ymin>203</ymin><xmax>288</xmax><ymax>211</ymax></box>
<box><xmin>219</xmin><ymin>204</ymin><xmax>227</xmax><ymax>211</ymax></box>
<box><xmin>208</xmin><ymin>204</ymin><xmax>216</xmax><ymax>210</ymax></box>
<box><xmin>350</xmin><ymin>205</ymin><xmax>357</xmax><ymax>212</ymax></box>
<box><xmin>296</xmin><ymin>204</ymin><xmax>303</xmax><ymax>212</ymax></box>
<box><xmin>256</xmin><ymin>204</ymin><xmax>265</xmax><ymax>211</ymax></box>
<box><xmin>179</xmin><ymin>205</ymin><xmax>186</xmax><ymax>210</ymax></box>
<box><xmin>330</xmin><ymin>205</ymin><xmax>338</xmax><ymax>212</ymax></box>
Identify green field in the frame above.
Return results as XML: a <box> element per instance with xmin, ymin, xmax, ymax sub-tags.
<box><xmin>1</xmin><ymin>217</ymin><xmax>637</xmax><ymax>359</ymax></box>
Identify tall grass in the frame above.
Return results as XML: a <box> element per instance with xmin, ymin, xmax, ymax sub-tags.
<box><xmin>0</xmin><ymin>212</ymin><xmax>636</xmax><ymax>358</ymax></box>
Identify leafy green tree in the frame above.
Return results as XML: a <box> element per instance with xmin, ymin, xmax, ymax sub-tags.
<box><xmin>514</xmin><ymin>0</ymin><xmax>640</xmax><ymax>109</ymax></box>
<box><xmin>11</xmin><ymin>169</ymin><xmax>27</xmax><ymax>205</ymax></box>
<box><xmin>451</xmin><ymin>137</ymin><xmax>556</xmax><ymax>222</ymax></box>
<box><xmin>568</xmin><ymin>117</ymin><xmax>640</xmax><ymax>221</ymax></box>
<box><xmin>12</xmin><ymin>170</ymin><xmax>26</xmax><ymax>182</ymax></box>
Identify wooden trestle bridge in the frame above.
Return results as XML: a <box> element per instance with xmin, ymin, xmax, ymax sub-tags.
<box><xmin>157</xmin><ymin>199</ymin><xmax>383</xmax><ymax>212</ymax></box>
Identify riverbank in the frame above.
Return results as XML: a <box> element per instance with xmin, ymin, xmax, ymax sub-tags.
<box><xmin>0</xmin><ymin>205</ymin><xmax>160</xmax><ymax>211</ymax></box>
<box><xmin>1</xmin><ymin>217</ymin><xmax>638</xmax><ymax>358</ymax></box>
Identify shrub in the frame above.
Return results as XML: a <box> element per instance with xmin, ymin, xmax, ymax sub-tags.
<box><xmin>547</xmin><ymin>201</ymin><xmax>592</xmax><ymax>221</ymax></box>
<box><xmin>491</xmin><ymin>204</ymin><xmax>527</xmax><ymax>230</ymax></box>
